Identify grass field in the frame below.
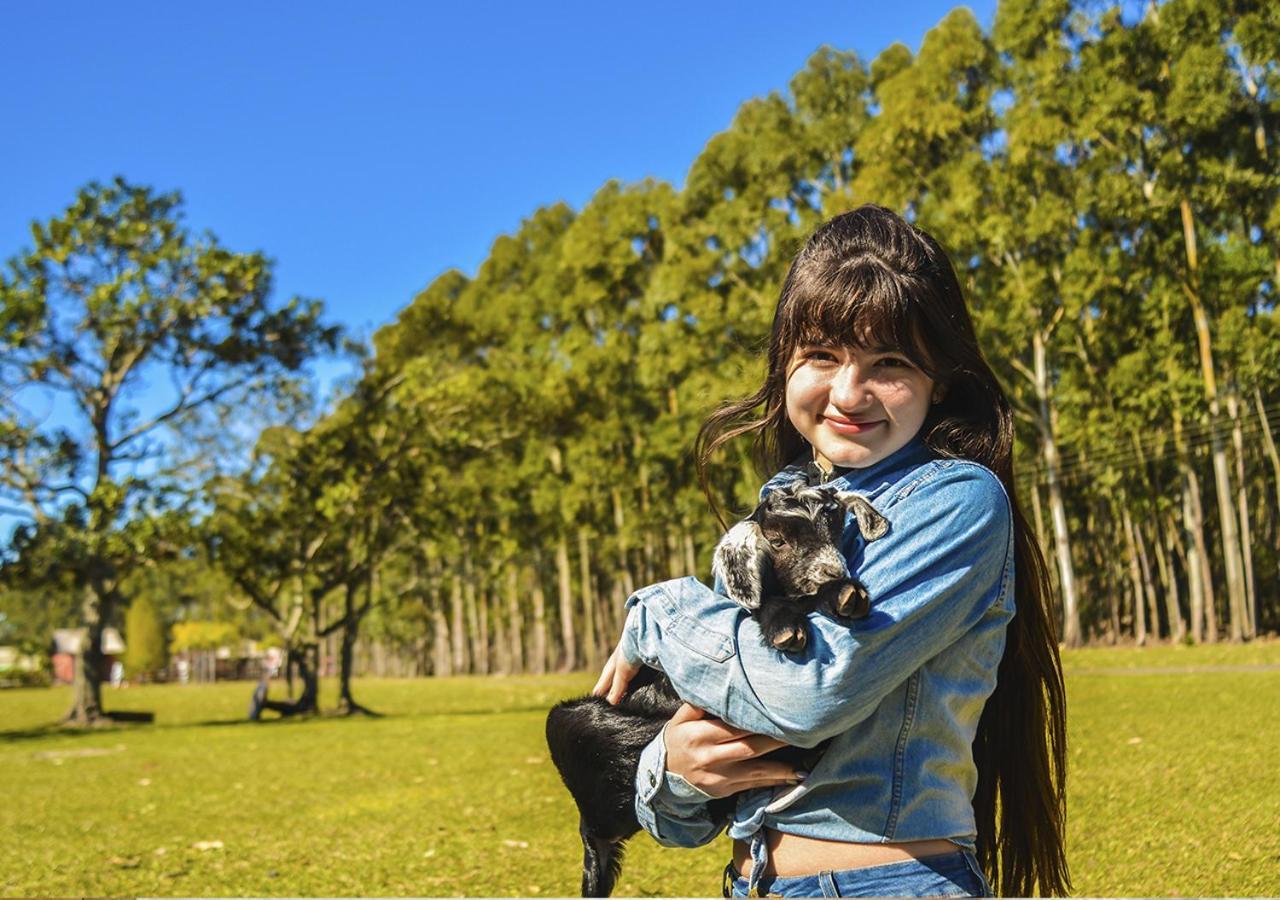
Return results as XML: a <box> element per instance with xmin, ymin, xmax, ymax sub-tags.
<box><xmin>2</xmin><ymin>642</ymin><xmax>1278</xmax><ymax>897</ymax></box>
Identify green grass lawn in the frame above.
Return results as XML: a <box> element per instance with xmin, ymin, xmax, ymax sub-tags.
<box><xmin>2</xmin><ymin>642</ymin><xmax>1278</xmax><ymax>897</ymax></box>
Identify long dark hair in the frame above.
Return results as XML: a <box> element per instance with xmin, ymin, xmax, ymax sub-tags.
<box><xmin>694</xmin><ymin>205</ymin><xmax>1070</xmax><ymax>896</ymax></box>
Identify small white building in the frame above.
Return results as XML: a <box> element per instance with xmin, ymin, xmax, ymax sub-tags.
<box><xmin>51</xmin><ymin>627</ymin><xmax>125</xmax><ymax>684</ymax></box>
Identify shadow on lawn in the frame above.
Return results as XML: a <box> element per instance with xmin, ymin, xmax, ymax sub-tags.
<box><xmin>0</xmin><ymin>700</ymin><xmax>556</xmax><ymax>743</ymax></box>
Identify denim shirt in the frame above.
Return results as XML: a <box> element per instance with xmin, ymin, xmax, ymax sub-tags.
<box><xmin>618</xmin><ymin>437</ymin><xmax>1015</xmax><ymax>853</ymax></box>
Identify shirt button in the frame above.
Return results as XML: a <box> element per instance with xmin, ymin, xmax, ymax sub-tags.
<box><xmin>649</xmin><ymin>772</ymin><xmax>656</xmax><ymax>787</ymax></box>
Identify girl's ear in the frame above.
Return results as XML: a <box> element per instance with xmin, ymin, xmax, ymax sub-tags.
<box><xmin>712</xmin><ymin>520</ymin><xmax>768</xmax><ymax>610</ymax></box>
<box><xmin>835</xmin><ymin>491</ymin><xmax>889</xmax><ymax>541</ymax></box>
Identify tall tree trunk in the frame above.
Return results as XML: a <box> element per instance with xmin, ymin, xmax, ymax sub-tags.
<box><xmin>1180</xmin><ymin>198</ymin><xmax>1247</xmax><ymax>641</ymax></box>
<box><xmin>1227</xmin><ymin>389</ymin><xmax>1257</xmax><ymax>638</ymax></box>
<box><xmin>1255</xmin><ymin>387</ymin><xmax>1280</xmax><ymax>524</ymax></box>
<box><xmin>665</xmin><ymin>532</ymin><xmax>681</xmax><ymax>579</ymax></box>
<box><xmin>1175</xmin><ymin>415</ymin><xmax>1215</xmax><ymax>642</ymax></box>
<box><xmin>530</xmin><ymin>562</ymin><xmax>548</xmax><ymax>675</ymax></box>
<box><xmin>638</xmin><ymin>443</ymin><xmax>655</xmax><ymax>582</ymax></box>
<box><xmin>643</xmin><ymin>530</ymin><xmax>657</xmax><ymax>583</ymax></box>
<box><xmin>336</xmin><ymin>582</ymin><xmax>375</xmax><ymax>716</ymax></box>
<box><xmin>556</xmin><ymin>533</ymin><xmax>576</xmax><ymax>671</ymax></box>
<box><xmin>578</xmin><ymin>527</ymin><xmax>599</xmax><ymax>670</ymax></box>
<box><xmin>474</xmin><ymin>586</ymin><xmax>490</xmax><ymax>676</ymax></box>
<box><xmin>505</xmin><ymin>563</ymin><xmax>524</xmax><ymax>674</ymax></box>
<box><xmin>493</xmin><ymin>592</ymin><xmax>511</xmax><ymax>676</ymax></box>
<box><xmin>432</xmin><ymin>599</ymin><xmax>451</xmax><ymax>677</ymax></box>
<box><xmin>1122</xmin><ymin>507</ymin><xmax>1147</xmax><ymax>645</ymax></box>
<box><xmin>450</xmin><ymin>570</ymin><xmax>467</xmax><ymax>674</ymax></box>
<box><xmin>682</xmin><ymin>522</ymin><xmax>698</xmax><ymax>576</ymax></box>
<box><xmin>612</xmin><ymin>487</ymin><xmax>637</xmax><ymax>601</ymax></box>
<box><xmin>1034</xmin><ymin>331</ymin><xmax>1081</xmax><ymax>646</ymax></box>
<box><xmin>1136</xmin><ymin>519</ymin><xmax>1161</xmax><ymax>641</ymax></box>
<box><xmin>1158</xmin><ymin>515</ymin><xmax>1186</xmax><ymax>643</ymax></box>
<box><xmin>1029</xmin><ymin>479</ymin><xmax>1049</xmax><ymax>566</ymax></box>
<box><xmin>65</xmin><ymin>582</ymin><xmax>108</xmax><ymax>726</ymax></box>
<box><xmin>479</xmin><ymin>590</ymin><xmax>493</xmax><ymax>675</ymax></box>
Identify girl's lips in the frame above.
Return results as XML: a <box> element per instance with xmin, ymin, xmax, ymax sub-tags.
<box><xmin>823</xmin><ymin>416</ymin><xmax>885</xmax><ymax>435</ymax></box>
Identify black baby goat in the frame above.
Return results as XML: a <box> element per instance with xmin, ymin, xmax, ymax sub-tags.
<box><xmin>545</xmin><ymin>482</ymin><xmax>888</xmax><ymax>897</ymax></box>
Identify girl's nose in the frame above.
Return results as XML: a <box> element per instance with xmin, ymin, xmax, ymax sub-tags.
<box><xmin>828</xmin><ymin>363</ymin><xmax>870</xmax><ymax>408</ymax></box>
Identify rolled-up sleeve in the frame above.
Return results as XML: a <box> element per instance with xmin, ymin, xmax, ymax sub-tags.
<box><xmin>618</xmin><ymin>464</ymin><xmax>1014</xmax><ymax>749</ymax></box>
<box><xmin>633</xmin><ymin>727</ymin><xmax>728</xmax><ymax>847</ymax></box>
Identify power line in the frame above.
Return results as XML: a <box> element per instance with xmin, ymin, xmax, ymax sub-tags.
<box><xmin>1043</xmin><ymin>400</ymin><xmax>1280</xmax><ymax>478</ymax></box>
<box><xmin>1016</xmin><ymin>402</ymin><xmax>1280</xmax><ymax>482</ymax></box>
<box><xmin>1015</xmin><ymin>422</ymin><xmax>1276</xmax><ymax>489</ymax></box>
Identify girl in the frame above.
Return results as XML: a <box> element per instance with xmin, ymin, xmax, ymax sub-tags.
<box><xmin>593</xmin><ymin>205</ymin><xmax>1069</xmax><ymax>897</ymax></box>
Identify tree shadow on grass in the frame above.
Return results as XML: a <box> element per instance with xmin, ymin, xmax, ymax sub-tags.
<box><xmin>1</xmin><ymin>699</ymin><xmax>557</xmax><ymax>743</ymax></box>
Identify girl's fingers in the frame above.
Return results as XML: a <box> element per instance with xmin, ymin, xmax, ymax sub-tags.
<box><xmin>719</xmin><ymin>733</ymin><xmax>790</xmax><ymax>759</ymax></box>
<box><xmin>668</xmin><ymin>702</ymin><xmax>707</xmax><ymax>725</ymax></box>
<box><xmin>590</xmin><ymin>652</ymin><xmax>616</xmax><ymax>697</ymax></box>
<box><xmin>724</xmin><ymin>761</ymin><xmax>806</xmax><ymax>792</ymax></box>
<box><xmin>606</xmin><ymin>655</ymin><xmax>640</xmax><ymax>705</ymax></box>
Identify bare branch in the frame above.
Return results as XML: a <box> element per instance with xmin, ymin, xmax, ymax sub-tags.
<box><xmin>110</xmin><ymin>374</ymin><xmax>256</xmax><ymax>452</ymax></box>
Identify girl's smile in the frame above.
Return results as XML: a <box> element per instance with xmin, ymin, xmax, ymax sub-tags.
<box><xmin>785</xmin><ymin>343</ymin><xmax>935</xmax><ymax>469</ymax></box>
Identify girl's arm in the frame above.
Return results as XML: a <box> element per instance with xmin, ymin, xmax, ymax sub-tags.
<box><xmin>633</xmin><ymin>720</ymin><xmax>727</xmax><ymax>847</ymax></box>
<box><xmin>617</xmin><ymin>463</ymin><xmax>1015</xmax><ymax>749</ymax></box>
<box><xmin>632</xmin><ymin>702</ymin><xmax>800</xmax><ymax>847</ymax></box>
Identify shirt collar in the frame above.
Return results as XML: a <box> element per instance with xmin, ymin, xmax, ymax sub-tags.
<box><xmin>761</xmin><ymin>436</ymin><xmax>934</xmax><ymax>499</ymax></box>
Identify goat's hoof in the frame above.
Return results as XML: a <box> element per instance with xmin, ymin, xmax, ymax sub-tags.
<box><xmin>834</xmin><ymin>582</ymin><xmax>871</xmax><ymax>619</ymax></box>
<box><xmin>770</xmin><ymin>626</ymin><xmax>807</xmax><ymax>653</ymax></box>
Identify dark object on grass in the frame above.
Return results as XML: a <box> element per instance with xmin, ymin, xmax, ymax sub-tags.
<box><xmin>248</xmin><ymin>679</ymin><xmax>268</xmax><ymax>721</ymax></box>
<box><xmin>546</xmin><ymin>484</ymin><xmax>888</xmax><ymax>896</ymax></box>
<box><xmin>247</xmin><ymin>645</ymin><xmax>320</xmax><ymax>719</ymax></box>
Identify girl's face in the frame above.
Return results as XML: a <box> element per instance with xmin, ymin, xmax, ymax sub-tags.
<box><xmin>785</xmin><ymin>342</ymin><xmax>936</xmax><ymax>470</ymax></box>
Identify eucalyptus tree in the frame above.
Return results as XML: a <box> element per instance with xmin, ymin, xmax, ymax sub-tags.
<box><xmin>853</xmin><ymin>9</ymin><xmax>996</xmax><ymax>242</ymax></box>
<box><xmin>0</xmin><ymin>178</ymin><xmax>338</xmax><ymax>724</ymax></box>
<box><xmin>1083</xmin><ymin>0</ymin><xmax>1278</xmax><ymax>640</ymax></box>
<box><xmin>543</xmin><ymin>180</ymin><xmax>675</xmax><ymax>667</ymax></box>
<box><xmin>646</xmin><ymin>48</ymin><xmax>875</xmax><ymax>542</ymax></box>
<box><xmin>975</xmin><ymin>0</ymin><xmax>1089</xmax><ymax>644</ymax></box>
<box><xmin>376</xmin><ymin>203</ymin><xmax>577</xmax><ymax>672</ymax></box>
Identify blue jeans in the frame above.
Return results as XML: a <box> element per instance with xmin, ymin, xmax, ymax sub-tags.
<box><xmin>723</xmin><ymin>850</ymin><xmax>992</xmax><ymax>898</ymax></box>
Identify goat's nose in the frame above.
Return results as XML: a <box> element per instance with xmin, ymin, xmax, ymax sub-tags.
<box><xmin>815</xmin><ymin>550</ymin><xmax>847</xmax><ymax>580</ymax></box>
<box><xmin>821</xmin><ymin>563</ymin><xmax>847</xmax><ymax>581</ymax></box>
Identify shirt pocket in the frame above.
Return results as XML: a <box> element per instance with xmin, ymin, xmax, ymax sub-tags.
<box><xmin>666</xmin><ymin>612</ymin><xmax>736</xmax><ymax>663</ymax></box>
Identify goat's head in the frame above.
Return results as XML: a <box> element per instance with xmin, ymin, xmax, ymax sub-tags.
<box><xmin>712</xmin><ymin>482</ymin><xmax>888</xmax><ymax>611</ymax></box>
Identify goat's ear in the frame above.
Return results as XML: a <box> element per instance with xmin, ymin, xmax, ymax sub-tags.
<box><xmin>712</xmin><ymin>520</ymin><xmax>768</xmax><ymax>611</ymax></box>
<box><xmin>835</xmin><ymin>491</ymin><xmax>889</xmax><ymax>541</ymax></box>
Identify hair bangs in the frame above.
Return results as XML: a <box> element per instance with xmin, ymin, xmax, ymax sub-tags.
<box><xmin>783</xmin><ymin>258</ymin><xmax>940</xmax><ymax>377</ymax></box>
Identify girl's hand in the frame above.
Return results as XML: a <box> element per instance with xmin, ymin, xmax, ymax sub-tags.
<box><xmin>663</xmin><ymin>702</ymin><xmax>803</xmax><ymax>798</ymax></box>
<box><xmin>591</xmin><ymin>642</ymin><xmax>641</xmax><ymax>705</ymax></box>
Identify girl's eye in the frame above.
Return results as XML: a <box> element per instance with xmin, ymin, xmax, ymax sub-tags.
<box><xmin>805</xmin><ymin>348</ymin><xmax>838</xmax><ymax>363</ymax></box>
<box><xmin>875</xmin><ymin>356</ymin><xmax>911</xmax><ymax>368</ymax></box>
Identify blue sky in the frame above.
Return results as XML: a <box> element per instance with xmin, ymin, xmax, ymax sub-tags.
<box><xmin>1</xmin><ymin>0</ymin><xmax>995</xmax><ymax>363</ymax></box>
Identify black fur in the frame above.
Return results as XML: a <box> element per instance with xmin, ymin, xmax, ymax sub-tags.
<box><xmin>546</xmin><ymin>485</ymin><xmax>887</xmax><ymax>896</ymax></box>
<box><xmin>545</xmin><ymin>669</ymin><xmax>819</xmax><ymax>897</ymax></box>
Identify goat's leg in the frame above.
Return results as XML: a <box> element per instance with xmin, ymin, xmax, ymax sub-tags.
<box><xmin>756</xmin><ymin>599</ymin><xmax>813</xmax><ymax>652</ymax></box>
<box><xmin>580</xmin><ymin>817</ymin><xmax>625</xmax><ymax>898</ymax></box>
<box><xmin>815</xmin><ymin>578</ymin><xmax>870</xmax><ymax>620</ymax></box>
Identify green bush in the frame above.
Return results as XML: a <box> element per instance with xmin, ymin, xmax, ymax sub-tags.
<box><xmin>169</xmin><ymin>620</ymin><xmax>238</xmax><ymax>654</ymax></box>
<box><xmin>123</xmin><ymin>596</ymin><xmax>169</xmax><ymax>680</ymax></box>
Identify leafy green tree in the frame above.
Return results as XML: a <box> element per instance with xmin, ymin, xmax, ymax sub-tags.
<box><xmin>123</xmin><ymin>594</ymin><xmax>167</xmax><ymax>680</ymax></box>
<box><xmin>0</xmin><ymin>178</ymin><xmax>339</xmax><ymax>724</ymax></box>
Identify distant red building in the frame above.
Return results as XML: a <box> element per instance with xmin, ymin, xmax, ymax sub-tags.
<box><xmin>50</xmin><ymin>628</ymin><xmax>124</xmax><ymax>685</ymax></box>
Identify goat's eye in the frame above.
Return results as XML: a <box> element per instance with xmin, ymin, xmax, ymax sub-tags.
<box><xmin>766</xmin><ymin>535</ymin><xmax>787</xmax><ymax>550</ymax></box>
